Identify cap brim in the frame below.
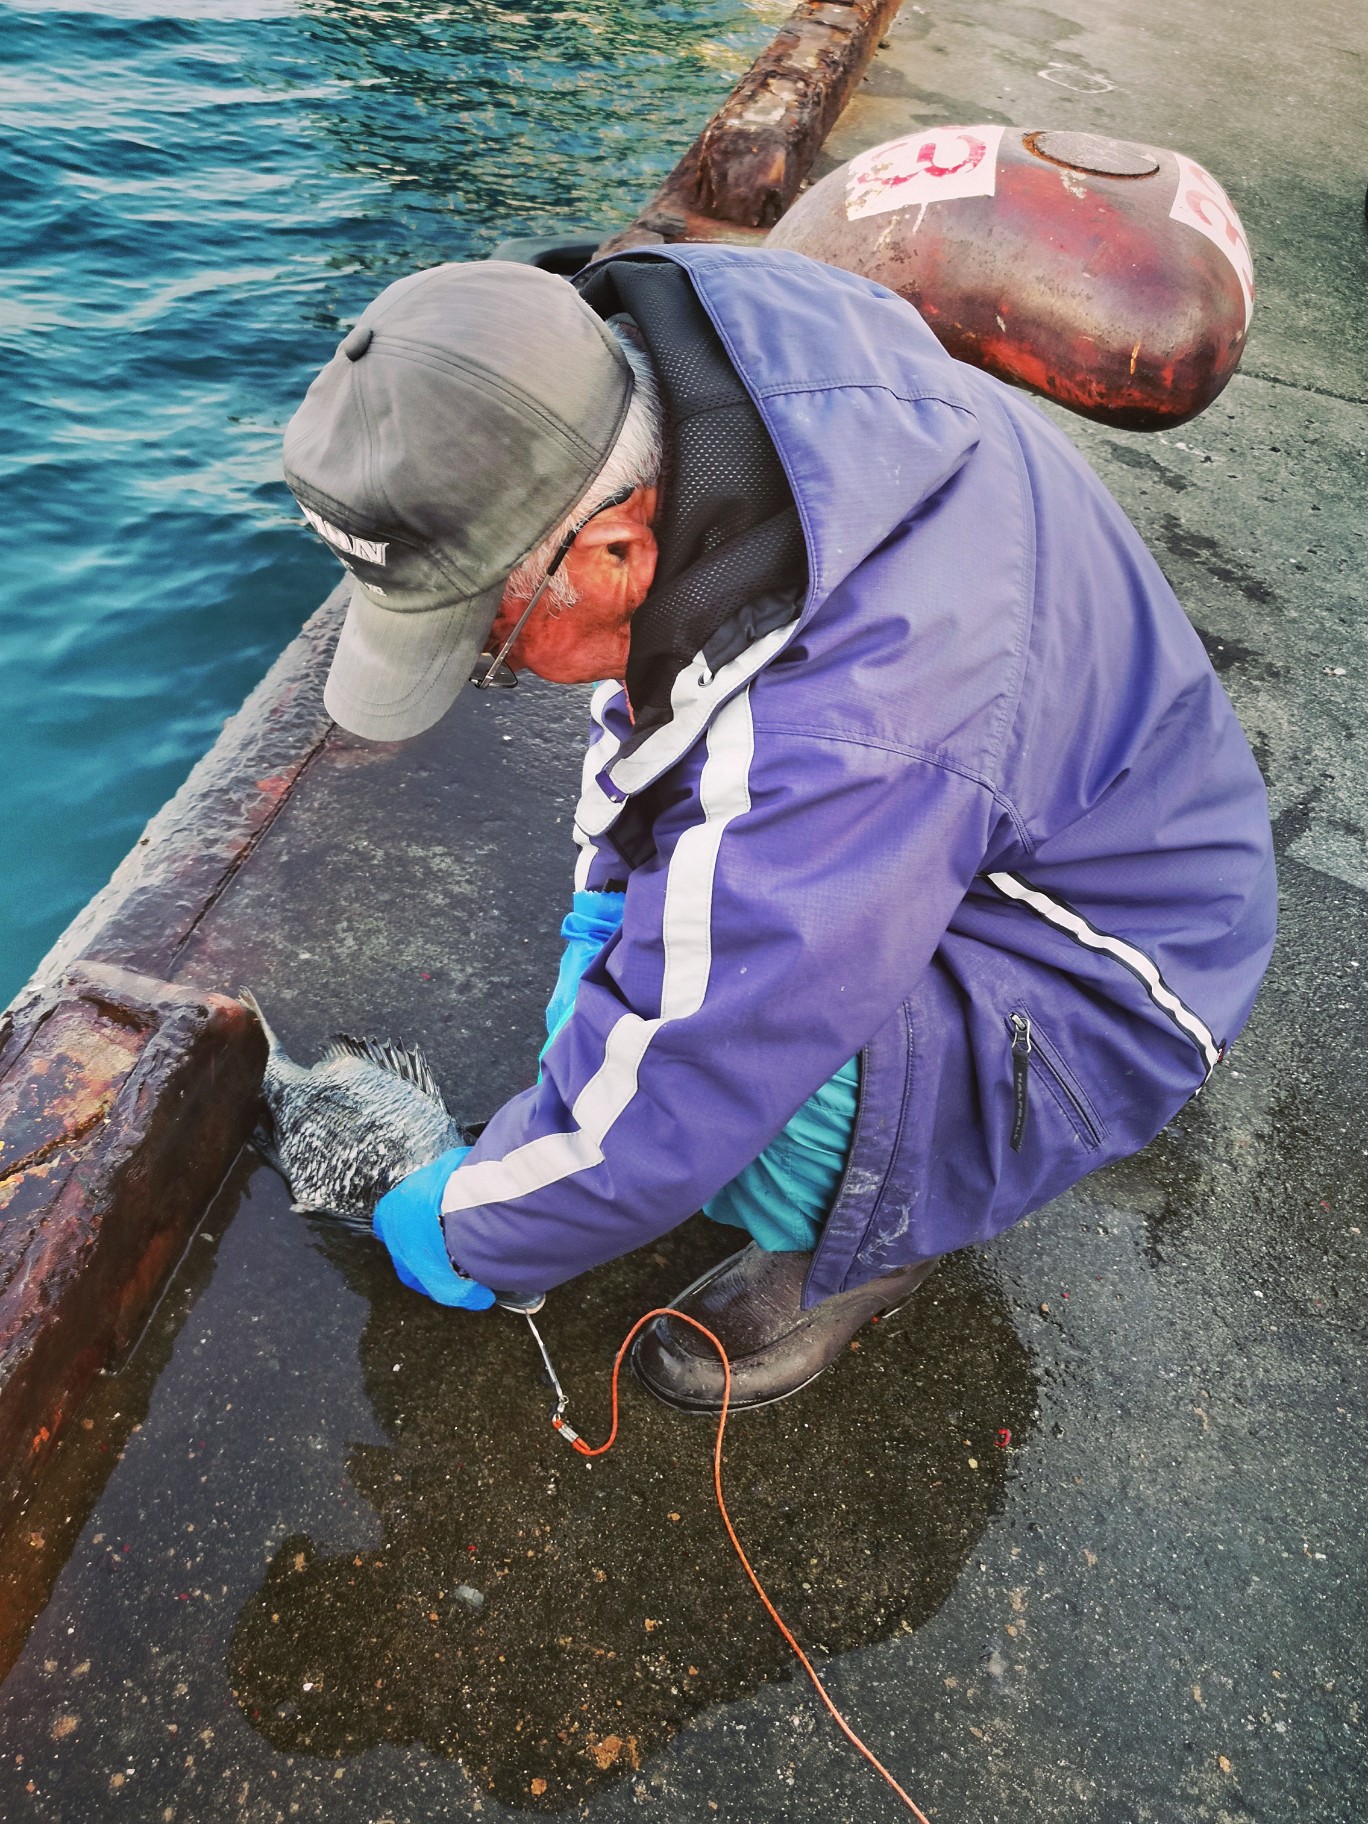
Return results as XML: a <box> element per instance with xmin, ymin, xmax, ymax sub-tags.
<box><xmin>323</xmin><ymin>578</ymin><xmax>505</xmax><ymax>741</ymax></box>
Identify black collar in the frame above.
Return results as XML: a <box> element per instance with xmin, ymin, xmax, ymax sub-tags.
<box><xmin>575</xmin><ymin>255</ymin><xmax>807</xmax><ymax>736</ymax></box>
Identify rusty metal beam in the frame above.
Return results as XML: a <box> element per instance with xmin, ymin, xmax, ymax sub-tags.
<box><xmin>0</xmin><ymin>964</ymin><xmax>265</xmax><ymax>1543</ymax></box>
<box><xmin>596</xmin><ymin>0</ymin><xmax>902</xmax><ymax>255</ymax></box>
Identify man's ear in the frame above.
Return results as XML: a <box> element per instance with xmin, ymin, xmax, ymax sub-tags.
<box><xmin>564</xmin><ymin>485</ymin><xmax>659</xmax><ymax>607</ymax></box>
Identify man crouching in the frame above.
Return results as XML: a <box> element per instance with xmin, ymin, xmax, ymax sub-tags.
<box><xmin>282</xmin><ymin>247</ymin><xmax>1275</xmax><ymax>1411</ymax></box>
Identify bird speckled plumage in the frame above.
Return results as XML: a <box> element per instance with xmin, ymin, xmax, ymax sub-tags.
<box><xmin>241</xmin><ymin>989</ymin><xmax>466</xmax><ymax>1230</ymax></box>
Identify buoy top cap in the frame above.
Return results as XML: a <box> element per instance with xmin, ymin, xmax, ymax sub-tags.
<box><xmin>1025</xmin><ymin>130</ymin><xmax>1161</xmax><ymax>179</ymax></box>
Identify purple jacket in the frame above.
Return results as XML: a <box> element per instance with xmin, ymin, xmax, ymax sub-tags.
<box><xmin>443</xmin><ymin>246</ymin><xmax>1276</xmax><ymax>1303</ymax></box>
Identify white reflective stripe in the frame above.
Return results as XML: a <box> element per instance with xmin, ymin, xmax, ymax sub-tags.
<box><xmin>298</xmin><ymin>503</ymin><xmax>389</xmax><ymax>566</ymax></box>
<box><xmin>443</xmin><ymin>689</ymin><xmax>757</xmax><ymax>1216</ymax></box>
<box><xmin>575</xmin><ymin>622</ymin><xmax>797</xmax><ymax>838</ymax></box>
<box><xmin>985</xmin><ymin>870</ymin><xmax>1220</xmax><ymax>1071</ymax></box>
<box><xmin>658</xmin><ymin>681</ymin><xmax>754</xmax><ymax>1017</ymax></box>
<box><xmin>572</xmin><ymin>840</ymin><xmax>594</xmax><ymax>893</ymax></box>
<box><xmin>572</xmin><ymin>683</ymin><xmax>628</xmax><ymax>891</ymax></box>
<box><xmin>588</xmin><ymin>677</ymin><xmax>622</xmax><ymax>726</ymax></box>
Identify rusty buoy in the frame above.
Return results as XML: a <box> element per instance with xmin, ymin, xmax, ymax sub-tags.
<box><xmin>767</xmin><ymin>125</ymin><xmax>1254</xmax><ymax>429</ymax></box>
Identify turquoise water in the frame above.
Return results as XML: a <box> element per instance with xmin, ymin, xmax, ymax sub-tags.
<box><xmin>0</xmin><ymin>0</ymin><xmax>770</xmax><ymax>1003</ymax></box>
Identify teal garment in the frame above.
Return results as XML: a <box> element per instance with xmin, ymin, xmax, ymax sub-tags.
<box><xmin>541</xmin><ymin>887</ymin><xmax>859</xmax><ymax>1250</ymax></box>
<box><xmin>539</xmin><ymin>889</ymin><xmax>628</xmax><ymax>1068</ymax></box>
<box><xmin>704</xmin><ymin>1055</ymin><xmax>861</xmax><ymax>1251</ymax></box>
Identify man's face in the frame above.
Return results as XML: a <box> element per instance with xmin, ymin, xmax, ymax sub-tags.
<box><xmin>485</xmin><ymin>486</ymin><xmax>659</xmax><ymax>685</ymax></box>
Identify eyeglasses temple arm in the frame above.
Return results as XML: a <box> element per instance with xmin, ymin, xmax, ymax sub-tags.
<box><xmin>471</xmin><ymin>485</ymin><xmax>638</xmax><ymax>691</ymax></box>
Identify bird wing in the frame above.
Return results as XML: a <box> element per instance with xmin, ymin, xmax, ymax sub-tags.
<box><xmin>319</xmin><ymin>1033</ymin><xmax>450</xmax><ymax>1111</ymax></box>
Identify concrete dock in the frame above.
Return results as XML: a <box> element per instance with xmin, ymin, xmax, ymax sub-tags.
<box><xmin>0</xmin><ymin>0</ymin><xmax>1363</xmax><ymax>1818</ymax></box>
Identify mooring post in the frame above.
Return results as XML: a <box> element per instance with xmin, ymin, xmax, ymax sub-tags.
<box><xmin>596</xmin><ymin>0</ymin><xmax>903</xmax><ymax>254</ymax></box>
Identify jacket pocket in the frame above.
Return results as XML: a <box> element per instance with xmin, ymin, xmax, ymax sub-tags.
<box><xmin>1006</xmin><ymin>1009</ymin><xmax>1105</xmax><ymax>1153</ymax></box>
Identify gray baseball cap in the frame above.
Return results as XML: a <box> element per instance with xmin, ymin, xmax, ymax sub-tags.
<box><xmin>284</xmin><ymin>260</ymin><xmax>633</xmax><ymax>740</ymax></box>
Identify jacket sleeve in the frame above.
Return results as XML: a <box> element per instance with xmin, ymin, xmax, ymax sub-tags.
<box><xmin>442</xmin><ymin>686</ymin><xmax>997</xmax><ymax>1295</ymax></box>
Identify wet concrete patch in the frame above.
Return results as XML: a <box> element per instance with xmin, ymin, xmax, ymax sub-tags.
<box><xmin>224</xmin><ymin>1220</ymin><xmax>1034</xmax><ymax>1808</ymax></box>
<box><xmin>1103</xmin><ymin>441</ymin><xmax>1193</xmax><ymax>493</ymax></box>
<box><xmin>0</xmin><ymin>1153</ymin><xmax>1036</xmax><ymax>1819</ymax></box>
<box><xmin>1187</xmin><ymin>626</ymin><xmax>1259</xmax><ymax>676</ymax></box>
<box><xmin>1154</xmin><ymin>516</ymin><xmax>1279</xmax><ymax>608</ymax></box>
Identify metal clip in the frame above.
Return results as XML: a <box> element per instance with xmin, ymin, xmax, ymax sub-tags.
<box><xmin>521</xmin><ymin>1308</ymin><xmax>572</xmax><ymax>1433</ymax></box>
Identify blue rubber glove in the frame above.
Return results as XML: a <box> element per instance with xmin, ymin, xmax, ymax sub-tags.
<box><xmin>372</xmin><ymin>1146</ymin><xmax>496</xmax><ymax>1309</ymax></box>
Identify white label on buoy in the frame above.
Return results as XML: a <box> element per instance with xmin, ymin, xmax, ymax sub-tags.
<box><xmin>845</xmin><ymin>125</ymin><xmax>1006</xmax><ymax>222</ymax></box>
<box><xmin>1169</xmin><ymin>154</ymin><xmax>1255</xmax><ymax>328</ymax></box>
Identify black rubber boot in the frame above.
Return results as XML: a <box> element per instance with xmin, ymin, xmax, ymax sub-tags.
<box><xmin>631</xmin><ymin>1243</ymin><xmax>939</xmax><ymax>1414</ymax></box>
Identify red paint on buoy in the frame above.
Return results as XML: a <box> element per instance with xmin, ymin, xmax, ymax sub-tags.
<box><xmin>768</xmin><ymin>125</ymin><xmax>1252</xmax><ymax>428</ymax></box>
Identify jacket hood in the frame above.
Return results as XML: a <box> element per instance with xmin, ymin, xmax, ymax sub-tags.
<box><xmin>573</xmin><ymin>253</ymin><xmax>807</xmax><ymax>733</ymax></box>
<box><xmin>568</xmin><ymin>243</ymin><xmax>986</xmax><ymax>833</ymax></box>
<box><xmin>632</xmin><ymin>244</ymin><xmax>983</xmax><ymax>616</ymax></box>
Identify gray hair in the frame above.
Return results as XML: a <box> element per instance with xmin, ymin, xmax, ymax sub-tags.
<box><xmin>503</xmin><ymin>323</ymin><xmax>663</xmax><ymax>610</ymax></box>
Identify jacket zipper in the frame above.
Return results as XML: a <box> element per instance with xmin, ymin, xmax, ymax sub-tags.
<box><xmin>1007</xmin><ymin>1009</ymin><xmax>1104</xmax><ymax>1152</ymax></box>
<box><xmin>1009</xmin><ymin>1012</ymin><xmax>1032</xmax><ymax>1152</ymax></box>
<box><xmin>804</xmin><ymin>1044</ymin><xmax>870</xmax><ymax>1303</ymax></box>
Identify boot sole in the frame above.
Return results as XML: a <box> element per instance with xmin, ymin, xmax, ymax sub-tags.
<box><xmin>629</xmin><ymin>1276</ymin><xmax>932</xmax><ymax>1415</ymax></box>
<box><xmin>630</xmin><ymin>1347</ymin><xmax>831</xmax><ymax>1415</ymax></box>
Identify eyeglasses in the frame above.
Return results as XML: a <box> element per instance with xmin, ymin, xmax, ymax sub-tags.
<box><xmin>470</xmin><ymin>485</ymin><xmax>636</xmax><ymax>690</ymax></box>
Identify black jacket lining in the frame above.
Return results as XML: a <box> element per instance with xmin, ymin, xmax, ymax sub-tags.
<box><xmin>574</xmin><ymin>255</ymin><xmax>807</xmax><ymax>737</ymax></box>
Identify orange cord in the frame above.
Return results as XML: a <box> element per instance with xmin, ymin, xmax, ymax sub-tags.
<box><xmin>558</xmin><ymin>1307</ymin><xmax>933</xmax><ymax>1822</ymax></box>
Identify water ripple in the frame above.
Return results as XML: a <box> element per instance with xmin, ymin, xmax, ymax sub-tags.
<box><xmin>0</xmin><ymin>0</ymin><xmax>768</xmax><ymax>993</ymax></box>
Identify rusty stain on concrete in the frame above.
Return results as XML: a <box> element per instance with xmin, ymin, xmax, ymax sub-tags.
<box><xmin>29</xmin><ymin>584</ymin><xmax>348</xmax><ymax>993</ymax></box>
